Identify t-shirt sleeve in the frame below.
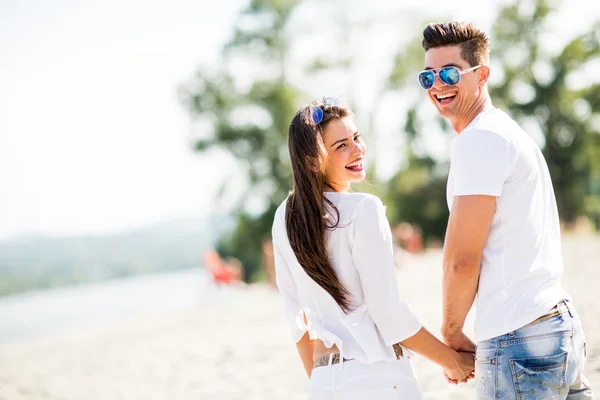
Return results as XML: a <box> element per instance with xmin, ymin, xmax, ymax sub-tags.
<box><xmin>451</xmin><ymin>129</ymin><xmax>516</xmax><ymax>197</ymax></box>
<box><xmin>272</xmin><ymin>228</ymin><xmax>308</xmax><ymax>343</ymax></box>
<box><xmin>351</xmin><ymin>196</ymin><xmax>422</xmax><ymax>346</ymax></box>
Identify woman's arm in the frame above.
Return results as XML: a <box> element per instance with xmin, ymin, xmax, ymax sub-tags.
<box><xmin>351</xmin><ymin>197</ymin><xmax>473</xmax><ymax>381</ymax></box>
<box><xmin>400</xmin><ymin>326</ymin><xmax>474</xmax><ymax>383</ymax></box>
<box><xmin>296</xmin><ymin>331</ymin><xmax>315</xmax><ymax>378</ymax></box>
<box><xmin>351</xmin><ymin>197</ymin><xmax>423</xmax><ymax>345</ymax></box>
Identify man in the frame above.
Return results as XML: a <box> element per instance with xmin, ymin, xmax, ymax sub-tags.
<box><xmin>418</xmin><ymin>21</ymin><xmax>594</xmax><ymax>399</ymax></box>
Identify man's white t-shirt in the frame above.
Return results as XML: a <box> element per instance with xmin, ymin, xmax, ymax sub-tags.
<box><xmin>447</xmin><ymin>108</ymin><xmax>570</xmax><ymax>342</ymax></box>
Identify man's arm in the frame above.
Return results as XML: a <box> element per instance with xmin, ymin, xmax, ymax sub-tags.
<box><xmin>442</xmin><ymin>195</ymin><xmax>496</xmax><ymax>349</ymax></box>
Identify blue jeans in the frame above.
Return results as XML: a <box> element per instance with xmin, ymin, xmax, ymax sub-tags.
<box><xmin>475</xmin><ymin>300</ymin><xmax>594</xmax><ymax>399</ymax></box>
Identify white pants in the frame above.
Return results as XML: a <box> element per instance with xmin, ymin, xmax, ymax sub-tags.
<box><xmin>308</xmin><ymin>357</ymin><xmax>422</xmax><ymax>399</ymax></box>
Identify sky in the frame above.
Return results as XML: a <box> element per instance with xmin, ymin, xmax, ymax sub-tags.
<box><xmin>0</xmin><ymin>0</ymin><xmax>598</xmax><ymax>241</ymax></box>
<box><xmin>0</xmin><ymin>0</ymin><xmax>246</xmax><ymax>239</ymax></box>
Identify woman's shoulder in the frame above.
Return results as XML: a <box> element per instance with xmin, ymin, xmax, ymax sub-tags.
<box><xmin>352</xmin><ymin>193</ymin><xmax>386</xmax><ymax>217</ymax></box>
<box><xmin>274</xmin><ymin>192</ymin><xmax>386</xmax><ymax>229</ymax></box>
<box><xmin>324</xmin><ymin>191</ymin><xmax>382</xmax><ymax>204</ymax></box>
<box><xmin>324</xmin><ymin>192</ymin><xmax>386</xmax><ymax>221</ymax></box>
<box><xmin>272</xmin><ymin>198</ymin><xmax>289</xmax><ymax>239</ymax></box>
<box><xmin>342</xmin><ymin>192</ymin><xmax>384</xmax><ymax>210</ymax></box>
<box><xmin>275</xmin><ymin>197</ymin><xmax>288</xmax><ymax>215</ymax></box>
<box><xmin>353</xmin><ymin>192</ymin><xmax>384</xmax><ymax>205</ymax></box>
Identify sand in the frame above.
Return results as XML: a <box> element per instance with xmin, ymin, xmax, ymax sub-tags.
<box><xmin>0</xmin><ymin>235</ymin><xmax>597</xmax><ymax>399</ymax></box>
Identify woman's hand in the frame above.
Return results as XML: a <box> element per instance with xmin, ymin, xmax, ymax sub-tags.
<box><xmin>444</xmin><ymin>351</ymin><xmax>475</xmax><ymax>384</ymax></box>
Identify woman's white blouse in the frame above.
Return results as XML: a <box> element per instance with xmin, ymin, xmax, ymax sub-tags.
<box><xmin>271</xmin><ymin>192</ymin><xmax>422</xmax><ymax>363</ymax></box>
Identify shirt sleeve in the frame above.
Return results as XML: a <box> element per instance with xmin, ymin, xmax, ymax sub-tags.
<box><xmin>272</xmin><ymin>232</ymin><xmax>308</xmax><ymax>343</ymax></box>
<box><xmin>351</xmin><ymin>196</ymin><xmax>422</xmax><ymax>346</ymax></box>
<box><xmin>451</xmin><ymin>129</ymin><xmax>516</xmax><ymax>197</ymax></box>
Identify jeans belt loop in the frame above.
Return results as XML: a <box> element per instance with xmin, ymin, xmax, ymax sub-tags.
<box><xmin>557</xmin><ymin>299</ymin><xmax>571</xmax><ymax>319</ymax></box>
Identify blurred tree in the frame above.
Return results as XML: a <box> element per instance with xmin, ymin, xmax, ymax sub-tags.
<box><xmin>182</xmin><ymin>0</ymin><xmax>599</xmax><ymax>281</ymax></box>
<box><xmin>384</xmin><ymin>113</ymin><xmax>451</xmax><ymax>245</ymax></box>
<box><xmin>490</xmin><ymin>0</ymin><xmax>600</xmax><ymax>227</ymax></box>
<box><xmin>384</xmin><ymin>27</ymin><xmax>452</xmax><ymax>244</ymax></box>
<box><xmin>179</xmin><ymin>0</ymin><xmax>301</xmax><ymax>281</ymax></box>
<box><xmin>180</xmin><ymin>1</ymin><xmax>418</xmax><ymax>278</ymax></box>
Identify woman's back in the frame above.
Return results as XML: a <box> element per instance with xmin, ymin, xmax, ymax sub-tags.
<box><xmin>272</xmin><ymin>100</ymin><xmax>474</xmax><ymax>397</ymax></box>
<box><xmin>272</xmin><ymin>192</ymin><xmax>422</xmax><ymax>363</ymax></box>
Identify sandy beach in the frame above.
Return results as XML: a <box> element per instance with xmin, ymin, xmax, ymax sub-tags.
<box><xmin>0</xmin><ymin>235</ymin><xmax>598</xmax><ymax>400</ymax></box>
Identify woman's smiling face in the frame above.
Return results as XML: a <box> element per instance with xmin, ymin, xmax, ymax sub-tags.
<box><xmin>321</xmin><ymin>116</ymin><xmax>366</xmax><ymax>192</ymax></box>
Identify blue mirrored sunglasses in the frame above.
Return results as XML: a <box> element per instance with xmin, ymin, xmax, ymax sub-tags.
<box><xmin>417</xmin><ymin>65</ymin><xmax>481</xmax><ymax>90</ymax></box>
<box><xmin>308</xmin><ymin>97</ymin><xmax>341</xmax><ymax>124</ymax></box>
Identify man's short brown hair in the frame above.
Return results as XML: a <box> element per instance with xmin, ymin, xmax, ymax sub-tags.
<box><xmin>422</xmin><ymin>21</ymin><xmax>490</xmax><ymax>67</ymax></box>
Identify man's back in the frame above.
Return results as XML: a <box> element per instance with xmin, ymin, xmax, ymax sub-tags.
<box><xmin>447</xmin><ymin>108</ymin><xmax>569</xmax><ymax>341</ymax></box>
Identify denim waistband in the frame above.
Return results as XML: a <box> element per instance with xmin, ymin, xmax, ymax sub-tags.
<box><xmin>525</xmin><ymin>299</ymin><xmax>571</xmax><ymax>327</ymax></box>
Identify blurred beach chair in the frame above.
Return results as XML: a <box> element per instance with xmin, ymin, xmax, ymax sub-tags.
<box><xmin>393</xmin><ymin>222</ymin><xmax>423</xmax><ymax>254</ymax></box>
<box><xmin>391</xmin><ymin>222</ymin><xmax>424</xmax><ymax>269</ymax></box>
<box><xmin>202</xmin><ymin>250</ymin><xmax>244</xmax><ymax>286</ymax></box>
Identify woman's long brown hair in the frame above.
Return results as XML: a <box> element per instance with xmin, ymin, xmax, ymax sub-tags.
<box><xmin>285</xmin><ymin>105</ymin><xmax>351</xmax><ymax>312</ymax></box>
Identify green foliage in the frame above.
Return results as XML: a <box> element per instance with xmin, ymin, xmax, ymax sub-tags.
<box><xmin>385</xmin><ymin>159</ymin><xmax>449</xmax><ymax>244</ymax></box>
<box><xmin>180</xmin><ymin>0</ymin><xmax>302</xmax><ymax>281</ymax></box>
<box><xmin>384</xmin><ymin>116</ymin><xmax>452</xmax><ymax>242</ymax></box>
<box><xmin>489</xmin><ymin>0</ymin><xmax>600</xmax><ymax>224</ymax></box>
<box><xmin>216</xmin><ymin>203</ymin><xmax>278</xmax><ymax>281</ymax></box>
<box><xmin>184</xmin><ymin>0</ymin><xmax>600</xmax><ymax>281</ymax></box>
<box><xmin>384</xmin><ymin>19</ymin><xmax>453</xmax><ymax>242</ymax></box>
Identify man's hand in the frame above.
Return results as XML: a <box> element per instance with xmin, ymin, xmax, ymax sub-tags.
<box><xmin>442</xmin><ymin>330</ymin><xmax>476</xmax><ymax>353</ymax></box>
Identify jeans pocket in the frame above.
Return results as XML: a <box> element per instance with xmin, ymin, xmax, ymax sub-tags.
<box><xmin>509</xmin><ymin>352</ymin><xmax>568</xmax><ymax>399</ymax></box>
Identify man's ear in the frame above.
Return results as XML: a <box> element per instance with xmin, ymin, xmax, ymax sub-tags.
<box><xmin>478</xmin><ymin>65</ymin><xmax>491</xmax><ymax>87</ymax></box>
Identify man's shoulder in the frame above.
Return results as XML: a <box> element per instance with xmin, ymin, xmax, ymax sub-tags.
<box><xmin>464</xmin><ymin>109</ymin><xmax>521</xmax><ymax>140</ymax></box>
<box><xmin>457</xmin><ymin>111</ymin><xmax>523</xmax><ymax>153</ymax></box>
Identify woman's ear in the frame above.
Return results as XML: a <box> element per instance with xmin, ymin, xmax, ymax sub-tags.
<box><xmin>305</xmin><ymin>156</ymin><xmax>320</xmax><ymax>172</ymax></box>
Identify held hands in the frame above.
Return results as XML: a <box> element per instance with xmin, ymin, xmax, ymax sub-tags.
<box><xmin>442</xmin><ymin>331</ymin><xmax>477</xmax><ymax>384</ymax></box>
<box><xmin>444</xmin><ymin>351</ymin><xmax>475</xmax><ymax>384</ymax></box>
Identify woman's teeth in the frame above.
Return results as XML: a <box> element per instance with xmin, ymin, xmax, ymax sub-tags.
<box><xmin>346</xmin><ymin>163</ymin><xmax>363</xmax><ymax>169</ymax></box>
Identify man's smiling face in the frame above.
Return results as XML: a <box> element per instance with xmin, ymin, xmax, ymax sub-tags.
<box><xmin>423</xmin><ymin>45</ymin><xmax>483</xmax><ymax>122</ymax></box>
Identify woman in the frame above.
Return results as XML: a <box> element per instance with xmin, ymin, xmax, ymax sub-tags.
<box><xmin>272</xmin><ymin>98</ymin><xmax>474</xmax><ymax>399</ymax></box>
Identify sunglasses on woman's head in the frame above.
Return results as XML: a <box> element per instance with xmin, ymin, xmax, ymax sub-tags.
<box><xmin>308</xmin><ymin>97</ymin><xmax>341</xmax><ymax>124</ymax></box>
<box><xmin>417</xmin><ymin>65</ymin><xmax>481</xmax><ymax>90</ymax></box>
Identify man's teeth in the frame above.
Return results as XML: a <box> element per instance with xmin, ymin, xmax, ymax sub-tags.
<box><xmin>437</xmin><ymin>93</ymin><xmax>456</xmax><ymax>99</ymax></box>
